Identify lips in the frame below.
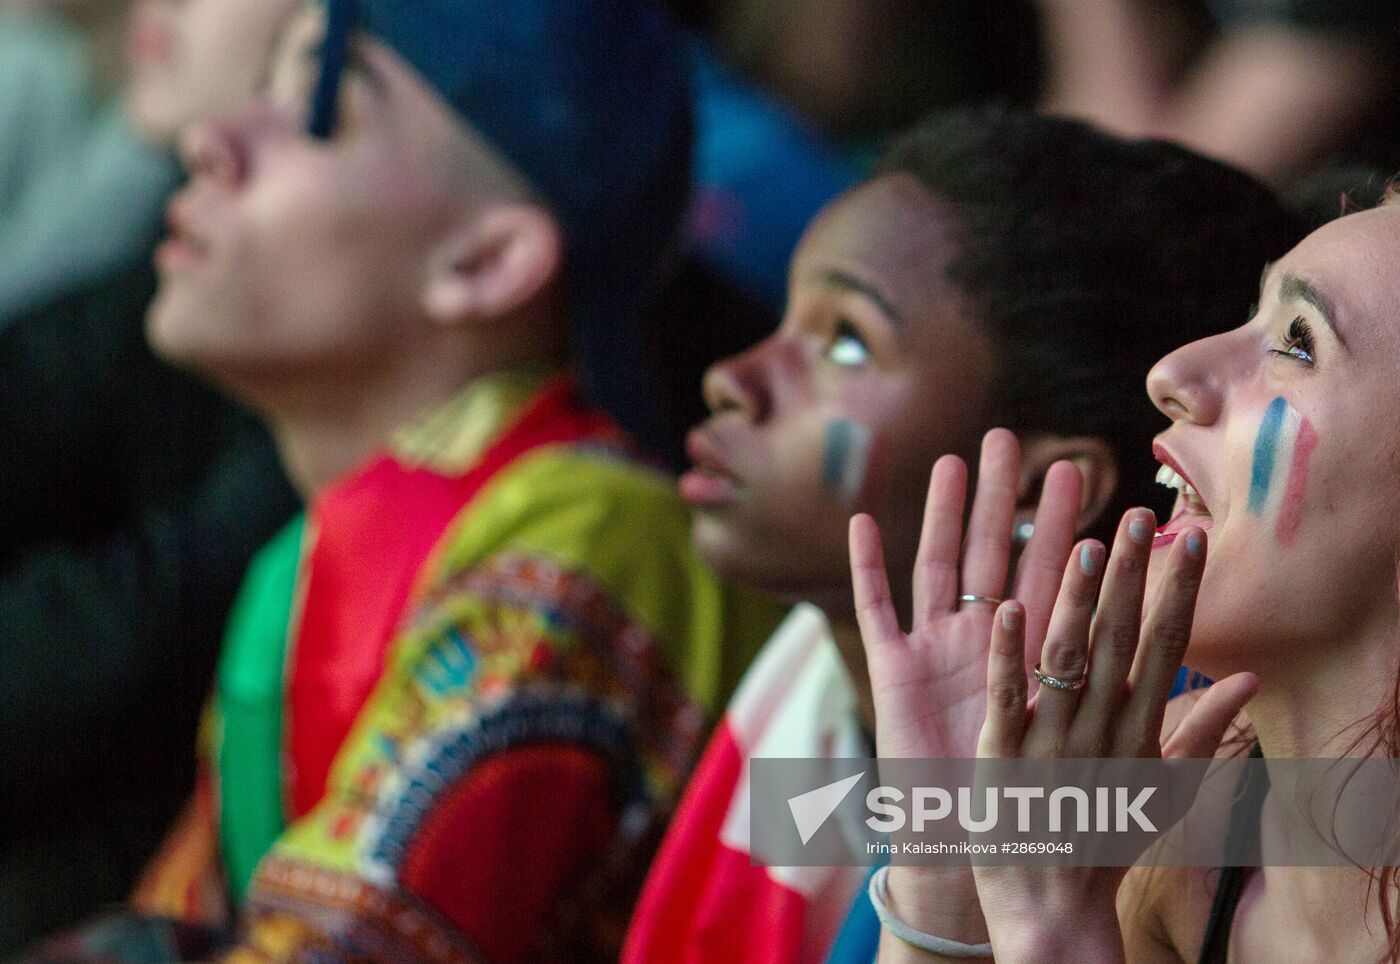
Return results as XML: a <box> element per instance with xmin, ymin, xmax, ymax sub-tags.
<box><xmin>680</xmin><ymin>426</ymin><xmax>741</xmax><ymax>507</ymax></box>
<box><xmin>1152</xmin><ymin>443</ymin><xmax>1213</xmax><ymax>550</ymax></box>
<box><xmin>1152</xmin><ymin>509</ymin><xmax>1213</xmax><ymax>550</ymax></box>
<box><xmin>155</xmin><ymin>195</ymin><xmax>210</xmax><ymax>269</ymax></box>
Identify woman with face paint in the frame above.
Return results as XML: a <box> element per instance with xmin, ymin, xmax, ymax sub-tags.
<box><xmin>622</xmin><ymin>109</ymin><xmax>1306</xmax><ymax>963</ymax></box>
<box><xmin>851</xmin><ymin>196</ymin><xmax>1400</xmax><ymax>960</ymax></box>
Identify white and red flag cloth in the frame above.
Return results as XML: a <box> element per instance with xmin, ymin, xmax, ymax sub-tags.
<box><xmin>623</xmin><ymin>604</ymin><xmax>869</xmax><ymax>964</ymax></box>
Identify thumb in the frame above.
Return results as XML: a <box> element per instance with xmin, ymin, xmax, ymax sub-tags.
<box><xmin>1161</xmin><ymin>673</ymin><xmax>1260</xmax><ymax>760</ymax></box>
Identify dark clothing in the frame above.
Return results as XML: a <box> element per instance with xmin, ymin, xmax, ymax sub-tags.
<box><xmin>1197</xmin><ymin>743</ymin><xmax>1267</xmax><ymax>964</ymax></box>
<box><xmin>0</xmin><ymin>260</ymin><xmax>298</xmax><ymax>953</ymax></box>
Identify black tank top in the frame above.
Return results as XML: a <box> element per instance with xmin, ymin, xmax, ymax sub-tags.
<box><xmin>1196</xmin><ymin>743</ymin><xmax>1267</xmax><ymax>964</ymax></box>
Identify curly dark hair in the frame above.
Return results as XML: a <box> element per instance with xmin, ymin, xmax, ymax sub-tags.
<box><xmin>875</xmin><ymin>109</ymin><xmax>1308</xmax><ymax>538</ymax></box>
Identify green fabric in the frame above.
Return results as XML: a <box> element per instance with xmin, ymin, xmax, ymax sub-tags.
<box><xmin>216</xmin><ymin>515</ymin><xmax>307</xmax><ymax>901</ymax></box>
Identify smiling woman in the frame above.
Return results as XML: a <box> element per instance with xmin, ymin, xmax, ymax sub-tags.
<box><xmin>860</xmin><ymin>182</ymin><xmax>1400</xmax><ymax>964</ymax></box>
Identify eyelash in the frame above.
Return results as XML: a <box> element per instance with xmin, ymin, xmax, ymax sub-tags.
<box><xmin>1268</xmin><ymin>316</ymin><xmax>1316</xmax><ymax>366</ymax></box>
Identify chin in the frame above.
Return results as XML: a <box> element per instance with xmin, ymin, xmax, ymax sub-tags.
<box><xmin>1180</xmin><ymin>618</ymin><xmax>1270</xmax><ymax>684</ymax></box>
<box><xmin>144</xmin><ymin>295</ymin><xmax>185</xmax><ymax>360</ymax></box>
<box><xmin>145</xmin><ymin>298</ymin><xmax>250</xmax><ymax>391</ymax></box>
<box><xmin>144</xmin><ymin>290</ymin><xmax>214</xmax><ymax>366</ymax></box>
<box><xmin>690</xmin><ymin>515</ymin><xmax>833</xmax><ymax>605</ymax></box>
<box><xmin>690</xmin><ymin>513</ymin><xmax>756</xmax><ymax>584</ymax></box>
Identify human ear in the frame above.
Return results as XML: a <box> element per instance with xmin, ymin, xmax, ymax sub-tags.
<box><xmin>1013</xmin><ymin>434</ymin><xmax>1119</xmax><ymax>537</ymax></box>
<box><xmin>422</xmin><ymin>204</ymin><xmax>562</xmax><ymax>327</ymax></box>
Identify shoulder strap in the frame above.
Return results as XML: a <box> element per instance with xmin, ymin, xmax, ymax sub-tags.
<box><xmin>1197</xmin><ymin>742</ymin><xmax>1266</xmax><ymax>964</ymax></box>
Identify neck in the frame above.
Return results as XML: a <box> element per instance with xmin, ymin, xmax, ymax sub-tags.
<box><xmin>1243</xmin><ymin>615</ymin><xmax>1400</xmax><ymax>758</ymax></box>
<box><xmin>253</xmin><ymin>347</ymin><xmax>564</xmax><ymax>499</ymax></box>
<box><xmin>264</xmin><ymin>366</ymin><xmax>468</xmax><ymax>497</ymax></box>
<box><xmin>232</xmin><ymin>303</ymin><xmax>569</xmax><ymax>496</ymax></box>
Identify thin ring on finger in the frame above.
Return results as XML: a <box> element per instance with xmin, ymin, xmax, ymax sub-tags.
<box><xmin>1033</xmin><ymin>664</ymin><xmax>1086</xmax><ymax>691</ymax></box>
<box><xmin>958</xmin><ymin>593</ymin><xmax>1003</xmax><ymax>608</ymax></box>
<box><xmin>1027</xmin><ymin>540</ymin><xmax>1103</xmax><ymax>737</ymax></box>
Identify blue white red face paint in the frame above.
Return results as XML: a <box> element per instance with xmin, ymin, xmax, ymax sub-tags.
<box><xmin>1247</xmin><ymin>396</ymin><xmax>1318</xmax><ymax>548</ymax></box>
<box><xmin>821</xmin><ymin>419</ymin><xmax>875</xmax><ymax>508</ymax></box>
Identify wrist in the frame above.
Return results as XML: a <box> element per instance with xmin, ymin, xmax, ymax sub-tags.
<box><xmin>981</xmin><ymin>891</ymin><xmax>1124</xmax><ymax>964</ymax></box>
<box><xmin>882</xmin><ymin>866</ymin><xmax>989</xmax><ymax>946</ymax></box>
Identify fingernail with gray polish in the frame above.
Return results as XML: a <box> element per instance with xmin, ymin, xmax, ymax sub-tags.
<box><xmin>1002</xmin><ymin>604</ymin><xmax>1020</xmax><ymax>630</ymax></box>
<box><xmin>1080</xmin><ymin>544</ymin><xmax>1100</xmax><ymax>575</ymax></box>
<box><xmin>1129</xmin><ymin>514</ymin><xmax>1153</xmax><ymax>543</ymax></box>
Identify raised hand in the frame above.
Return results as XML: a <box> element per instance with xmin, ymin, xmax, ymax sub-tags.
<box><xmin>971</xmin><ymin>510</ymin><xmax>1260</xmax><ymax>962</ymax></box>
<box><xmin>849</xmin><ymin>428</ymin><xmax>1084</xmax><ymax>761</ymax></box>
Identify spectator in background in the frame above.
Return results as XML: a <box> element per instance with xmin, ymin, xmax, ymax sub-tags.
<box><xmin>653</xmin><ymin>0</ymin><xmax>1045</xmax><ymax>454</ymax></box>
<box><xmin>0</xmin><ymin>0</ymin><xmax>296</xmax><ymax>322</ymax></box>
<box><xmin>0</xmin><ymin>5</ymin><xmax>103</xmax><ymax>233</ymax></box>
<box><xmin>1038</xmin><ymin>0</ymin><xmax>1400</xmax><ymax>185</ymax></box>
<box><xmin>693</xmin><ymin>0</ymin><xmax>1041</xmax><ymax>155</ymax></box>
<box><xmin>0</xmin><ymin>0</ymin><xmax>300</xmax><ymax>953</ymax></box>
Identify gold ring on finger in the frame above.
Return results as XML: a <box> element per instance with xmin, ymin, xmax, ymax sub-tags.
<box><xmin>1033</xmin><ymin>663</ymin><xmax>1086</xmax><ymax>691</ymax></box>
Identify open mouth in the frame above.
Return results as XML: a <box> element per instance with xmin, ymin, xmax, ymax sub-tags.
<box><xmin>1153</xmin><ymin>454</ymin><xmax>1213</xmax><ymax>550</ymax></box>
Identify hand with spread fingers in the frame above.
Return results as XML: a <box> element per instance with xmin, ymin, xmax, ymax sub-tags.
<box><xmin>850</xmin><ymin>428</ymin><xmax>1084</xmax><ymax>764</ymax></box>
<box><xmin>968</xmin><ymin>509</ymin><xmax>1260</xmax><ymax>963</ymax></box>
<box><xmin>849</xmin><ymin>428</ymin><xmax>1085</xmax><ymax>960</ymax></box>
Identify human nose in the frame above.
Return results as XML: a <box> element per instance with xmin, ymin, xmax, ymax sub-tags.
<box><xmin>702</xmin><ymin>336</ymin><xmax>796</xmax><ymax>422</ymax></box>
<box><xmin>1146</xmin><ymin>332</ymin><xmax>1230</xmax><ymax>426</ymax></box>
<box><xmin>179</xmin><ymin>116</ymin><xmax>249</xmax><ymax>187</ymax></box>
<box><xmin>179</xmin><ymin>94</ymin><xmax>289</xmax><ymax>187</ymax></box>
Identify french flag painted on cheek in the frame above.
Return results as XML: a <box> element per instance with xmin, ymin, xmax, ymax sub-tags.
<box><xmin>1247</xmin><ymin>396</ymin><xmax>1318</xmax><ymax>548</ymax></box>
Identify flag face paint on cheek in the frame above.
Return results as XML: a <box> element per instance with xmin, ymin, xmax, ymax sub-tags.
<box><xmin>821</xmin><ymin>420</ymin><xmax>875</xmax><ymax>508</ymax></box>
<box><xmin>1246</xmin><ymin>396</ymin><xmax>1318</xmax><ymax>548</ymax></box>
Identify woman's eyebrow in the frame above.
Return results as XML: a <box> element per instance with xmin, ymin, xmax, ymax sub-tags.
<box><xmin>817</xmin><ymin>268</ymin><xmax>903</xmax><ymax>325</ymax></box>
<box><xmin>1279</xmin><ymin>271</ymin><xmax>1347</xmax><ymax>350</ymax></box>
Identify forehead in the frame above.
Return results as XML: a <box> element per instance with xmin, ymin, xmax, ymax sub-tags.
<box><xmin>1268</xmin><ymin>206</ymin><xmax>1400</xmax><ymax>346</ymax></box>
<box><xmin>794</xmin><ymin>174</ymin><xmax>959</xmax><ymax>292</ymax></box>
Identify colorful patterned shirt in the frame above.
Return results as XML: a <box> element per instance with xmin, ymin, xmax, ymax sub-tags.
<box><xmin>118</xmin><ymin>369</ymin><xmax>782</xmax><ymax>962</ymax></box>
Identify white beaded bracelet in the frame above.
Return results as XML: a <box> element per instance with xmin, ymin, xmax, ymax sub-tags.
<box><xmin>868</xmin><ymin>865</ymin><xmax>995</xmax><ymax>959</ymax></box>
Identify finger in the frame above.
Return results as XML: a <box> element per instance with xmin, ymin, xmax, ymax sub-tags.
<box><xmin>1025</xmin><ymin>539</ymin><xmax>1104</xmax><ymax>741</ymax></box>
<box><xmin>911</xmin><ymin>455</ymin><xmax>969</xmax><ymax>627</ymax></box>
<box><xmin>959</xmin><ymin>429</ymin><xmax>1020</xmax><ymax>600</ymax></box>
<box><xmin>979</xmin><ymin>601</ymin><xmax>1029</xmax><ymax>757</ymax></box>
<box><xmin>850</xmin><ymin>513</ymin><xmax>904</xmax><ymax>651</ymax></box>
<box><xmin>1011</xmin><ymin>460</ymin><xmax>1083</xmax><ymax>656</ymax></box>
<box><xmin>1161</xmin><ymin>673</ymin><xmax>1260</xmax><ymax>760</ymax></box>
<box><xmin>1074</xmin><ymin>508</ymin><xmax>1157</xmax><ymax>735</ymax></box>
<box><xmin>1120</xmin><ymin>527</ymin><xmax>1207</xmax><ymax>741</ymax></box>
